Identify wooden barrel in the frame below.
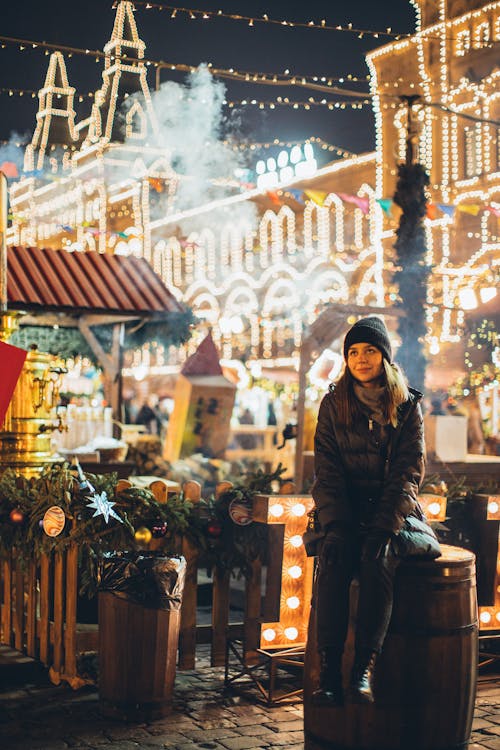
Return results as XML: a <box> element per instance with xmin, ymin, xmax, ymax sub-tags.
<box><xmin>304</xmin><ymin>545</ymin><xmax>478</xmax><ymax>750</ymax></box>
<box><xmin>98</xmin><ymin>592</ymin><xmax>181</xmax><ymax>721</ymax></box>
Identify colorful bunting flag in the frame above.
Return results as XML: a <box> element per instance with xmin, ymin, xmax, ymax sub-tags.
<box><xmin>304</xmin><ymin>189</ymin><xmax>327</xmax><ymax>206</ymax></box>
<box><xmin>266</xmin><ymin>190</ymin><xmax>283</xmax><ymax>207</ymax></box>
<box><xmin>376</xmin><ymin>198</ymin><xmax>393</xmax><ymax>216</ymax></box>
<box><xmin>436</xmin><ymin>203</ymin><xmax>456</xmax><ymax>218</ymax></box>
<box><xmin>457</xmin><ymin>204</ymin><xmax>481</xmax><ymax>216</ymax></box>
<box><xmin>288</xmin><ymin>189</ymin><xmax>305</xmax><ymax>203</ymax></box>
<box><xmin>337</xmin><ymin>193</ymin><xmax>370</xmax><ymax>214</ymax></box>
<box><xmin>426</xmin><ymin>203</ymin><xmax>439</xmax><ymax>220</ymax></box>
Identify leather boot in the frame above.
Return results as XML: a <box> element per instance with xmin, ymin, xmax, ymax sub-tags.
<box><xmin>311</xmin><ymin>648</ymin><xmax>344</xmax><ymax>707</ymax></box>
<box><xmin>348</xmin><ymin>650</ymin><xmax>377</xmax><ymax>704</ymax></box>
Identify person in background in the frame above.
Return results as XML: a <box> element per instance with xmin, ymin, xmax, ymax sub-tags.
<box><xmin>311</xmin><ymin>316</ymin><xmax>427</xmax><ymax>707</ymax></box>
<box><xmin>135</xmin><ymin>395</ymin><xmax>162</xmax><ymax>435</ymax></box>
<box><xmin>238</xmin><ymin>406</ymin><xmax>257</xmax><ymax>449</ymax></box>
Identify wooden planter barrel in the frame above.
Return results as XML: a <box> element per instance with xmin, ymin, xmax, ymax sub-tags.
<box><xmin>304</xmin><ymin>545</ymin><xmax>478</xmax><ymax>750</ymax></box>
<box><xmin>98</xmin><ymin>592</ymin><xmax>181</xmax><ymax>721</ymax></box>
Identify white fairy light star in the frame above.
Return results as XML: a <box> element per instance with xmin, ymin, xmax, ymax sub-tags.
<box><xmin>86</xmin><ymin>491</ymin><xmax>123</xmax><ymax>524</ymax></box>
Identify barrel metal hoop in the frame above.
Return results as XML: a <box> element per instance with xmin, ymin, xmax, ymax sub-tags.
<box><xmin>388</xmin><ymin>623</ymin><xmax>479</xmax><ymax>637</ymax></box>
<box><xmin>304</xmin><ymin>729</ymin><xmax>469</xmax><ymax>750</ymax></box>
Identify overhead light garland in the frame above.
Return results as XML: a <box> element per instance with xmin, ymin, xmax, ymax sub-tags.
<box><xmin>224</xmin><ymin>97</ymin><xmax>370</xmax><ymax>110</ymax></box>
<box><xmin>0</xmin><ymin>34</ymin><xmax>367</xmax><ymax>96</ymax></box>
<box><xmin>131</xmin><ymin>1</ymin><xmax>415</xmax><ymax>40</ymax></box>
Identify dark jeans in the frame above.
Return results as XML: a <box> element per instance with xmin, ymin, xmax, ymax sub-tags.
<box><xmin>315</xmin><ymin>530</ymin><xmax>400</xmax><ymax>654</ymax></box>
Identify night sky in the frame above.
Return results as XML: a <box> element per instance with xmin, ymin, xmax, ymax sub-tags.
<box><xmin>0</xmin><ymin>0</ymin><xmax>417</xmax><ymax>158</ymax></box>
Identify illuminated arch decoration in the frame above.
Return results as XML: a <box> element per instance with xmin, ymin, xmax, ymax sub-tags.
<box><xmin>219</xmin><ymin>221</ymin><xmax>248</xmax><ymax>272</ymax></box>
<box><xmin>263</xmin><ymin>278</ymin><xmax>300</xmax><ymax>316</ymax></box>
<box><xmin>277</xmin><ymin>205</ymin><xmax>297</xmax><ymax>259</ymax></box>
<box><xmin>323</xmin><ymin>193</ymin><xmax>345</xmax><ymax>258</ymax></box>
<box><xmin>190</xmin><ymin>290</ymin><xmax>220</xmax><ymax>325</ymax></box>
<box><xmin>81</xmin><ymin>232</ymin><xmax>97</xmax><ymax>253</ymax></box>
<box><xmin>152</xmin><ymin>237</ymin><xmax>183</xmax><ymax>290</ymax></box>
<box><xmin>303</xmin><ymin>200</ymin><xmax>330</xmax><ymax>259</ymax></box>
<box><xmin>125</xmin><ymin>100</ymin><xmax>147</xmax><ymax>140</ymax></box>
<box><xmin>309</xmin><ymin>268</ymin><xmax>350</xmax><ymax>307</ymax></box>
<box><xmin>253</xmin><ymin>494</ymin><xmax>314</xmax><ymax>649</ymax></box>
<box><xmin>259</xmin><ymin>210</ymin><xmax>280</xmax><ymax>268</ymax></box>
<box><xmin>356</xmin><ymin>258</ymin><xmax>385</xmax><ymax>306</ymax></box>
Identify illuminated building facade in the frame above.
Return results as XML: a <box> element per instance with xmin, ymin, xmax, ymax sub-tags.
<box><xmin>6</xmin><ymin>0</ymin><xmax>500</xmax><ymax>403</ymax></box>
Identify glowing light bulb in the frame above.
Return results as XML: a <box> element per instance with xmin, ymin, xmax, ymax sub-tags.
<box><xmin>428</xmin><ymin>502</ymin><xmax>441</xmax><ymax>517</ymax></box>
<box><xmin>284</xmin><ymin>627</ymin><xmax>298</xmax><ymax>640</ymax></box>
<box><xmin>286</xmin><ymin>596</ymin><xmax>300</xmax><ymax>609</ymax></box>
<box><xmin>480</xmin><ymin>611</ymin><xmax>492</xmax><ymax>624</ymax></box>
<box><xmin>289</xmin><ymin>535</ymin><xmax>303</xmax><ymax>548</ymax></box>
<box><xmin>288</xmin><ymin>565</ymin><xmax>302</xmax><ymax>579</ymax></box>
<box><xmin>270</xmin><ymin>504</ymin><xmax>284</xmax><ymax>518</ymax></box>
<box><xmin>488</xmin><ymin>502</ymin><xmax>499</xmax><ymax>515</ymax></box>
<box><xmin>262</xmin><ymin>628</ymin><xmax>276</xmax><ymax>642</ymax></box>
<box><xmin>291</xmin><ymin>503</ymin><xmax>306</xmax><ymax>517</ymax></box>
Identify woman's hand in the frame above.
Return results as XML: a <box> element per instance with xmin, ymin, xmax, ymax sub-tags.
<box><xmin>320</xmin><ymin>523</ymin><xmax>351</xmax><ymax>565</ymax></box>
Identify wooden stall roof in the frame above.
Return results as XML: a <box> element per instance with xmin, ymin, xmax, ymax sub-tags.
<box><xmin>7</xmin><ymin>246</ymin><xmax>184</xmax><ymax>316</ymax></box>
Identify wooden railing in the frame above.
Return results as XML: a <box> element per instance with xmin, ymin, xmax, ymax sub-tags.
<box><xmin>0</xmin><ymin>479</ymin><xmax>298</xmax><ymax>689</ymax></box>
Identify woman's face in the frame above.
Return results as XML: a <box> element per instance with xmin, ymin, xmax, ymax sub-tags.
<box><xmin>346</xmin><ymin>342</ymin><xmax>384</xmax><ymax>387</ymax></box>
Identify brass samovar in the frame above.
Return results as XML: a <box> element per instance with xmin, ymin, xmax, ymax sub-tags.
<box><xmin>0</xmin><ymin>332</ymin><xmax>66</xmax><ymax>477</ymax></box>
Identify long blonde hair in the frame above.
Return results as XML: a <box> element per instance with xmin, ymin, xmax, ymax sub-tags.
<box><xmin>333</xmin><ymin>359</ymin><xmax>409</xmax><ymax>428</ymax></box>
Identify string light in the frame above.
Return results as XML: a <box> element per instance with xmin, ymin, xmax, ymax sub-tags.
<box><xmin>132</xmin><ymin>1</ymin><xmax>413</xmax><ymax>40</ymax></box>
<box><xmin>224</xmin><ymin>97</ymin><xmax>371</xmax><ymax>110</ymax></box>
<box><xmin>0</xmin><ymin>33</ymin><xmax>368</xmax><ymax>97</ymax></box>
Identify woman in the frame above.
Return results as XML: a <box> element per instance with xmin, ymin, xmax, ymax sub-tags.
<box><xmin>311</xmin><ymin>316</ymin><xmax>427</xmax><ymax>707</ymax></box>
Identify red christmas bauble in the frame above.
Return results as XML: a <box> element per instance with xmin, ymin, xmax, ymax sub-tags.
<box><xmin>152</xmin><ymin>522</ymin><xmax>168</xmax><ymax>538</ymax></box>
<box><xmin>207</xmin><ymin>520</ymin><xmax>222</xmax><ymax>538</ymax></box>
<box><xmin>9</xmin><ymin>508</ymin><xmax>25</xmax><ymax>524</ymax></box>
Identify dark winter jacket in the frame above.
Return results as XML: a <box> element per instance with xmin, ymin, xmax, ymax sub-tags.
<box><xmin>312</xmin><ymin>385</ymin><xmax>425</xmax><ymax>535</ymax></box>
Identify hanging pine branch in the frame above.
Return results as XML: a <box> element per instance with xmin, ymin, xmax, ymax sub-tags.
<box><xmin>393</xmin><ymin>161</ymin><xmax>431</xmax><ymax>391</ymax></box>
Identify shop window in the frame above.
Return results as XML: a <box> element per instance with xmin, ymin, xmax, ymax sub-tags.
<box><xmin>464</xmin><ymin>126</ymin><xmax>481</xmax><ymax>178</ymax></box>
<box><xmin>474</xmin><ymin>21</ymin><xmax>490</xmax><ymax>48</ymax></box>
<box><xmin>455</xmin><ymin>29</ymin><xmax>471</xmax><ymax>56</ymax></box>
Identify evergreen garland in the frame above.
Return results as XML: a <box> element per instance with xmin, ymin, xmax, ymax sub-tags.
<box><xmin>0</xmin><ymin>462</ymin><xmax>285</xmax><ymax>595</ymax></box>
<box><xmin>393</xmin><ymin>162</ymin><xmax>432</xmax><ymax>392</ymax></box>
<box><xmin>8</xmin><ymin>311</ymin><xmax>195</xmax><ymax>366</ymax></box>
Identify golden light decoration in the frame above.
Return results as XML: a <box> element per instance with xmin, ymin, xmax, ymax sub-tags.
<box><xmin>486</xmin><ymin>496</ymin><xmax>500</xmax><ymax>521</ymax></box>
<box><xmin>418</xmin><ymin>493</ymin><xmax>447</xmax><ymax>522</ymax></box>
<box><xmin>253</xmin><ymin>494</ymin><xmax>314</xmax><ymax>649</ymax></box>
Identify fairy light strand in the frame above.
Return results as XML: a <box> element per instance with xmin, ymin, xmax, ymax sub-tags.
<box><xmin>131</xmin><ymin>1</ymin><xmax>416</xmax><ymax>40</ymax></box>
<box><xmin>0</xmin><ymin>34</ymin><xmax>368</xmax><ymax>97</ymax></box>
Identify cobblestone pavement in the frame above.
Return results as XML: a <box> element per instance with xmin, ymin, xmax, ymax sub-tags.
<box><xmin>2</xmin><ymin>646</ymin><xmax>500</xmax><ymax>750</ymax></box>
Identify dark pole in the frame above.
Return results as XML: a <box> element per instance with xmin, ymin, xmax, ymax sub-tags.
<box><xmin>392</xmin><ymin>95</ymin><xmax>431</xmax><ymax>392</ymax></box>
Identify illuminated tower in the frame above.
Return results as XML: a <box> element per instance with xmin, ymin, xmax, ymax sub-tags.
<box><xmin>86</xmin><ymin>0</ymin><xmax>158</xmax><ymax>145</ymax></box>
<box><xmin>23</xmin><ymin>51</ymin><xmax>78</xmax><ymax>173</ymax></box>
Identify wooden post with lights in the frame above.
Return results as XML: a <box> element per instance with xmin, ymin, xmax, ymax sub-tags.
<box><xmin>252</xmin><ymin>494</ymin><xmax>314</xmax><ymax>649</ymax></box>
<box><xmin>469</xmin><ymin>493</ymin><xmax>500</xmax><ymax>633</ymax></box>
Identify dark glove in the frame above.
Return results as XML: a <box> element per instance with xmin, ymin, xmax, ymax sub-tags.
<box><xmin>320</xmin><ymin>523</ymin><xmax>351</xmax><ymax>565</ymax></box>
<box><xmin>362</xmin><ymin>529</ymin><xmax>392</xmax><ymax>561</ymax></box>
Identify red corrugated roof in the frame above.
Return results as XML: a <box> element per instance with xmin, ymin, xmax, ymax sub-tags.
<box><xmin>7</xmin><ymin>246</ymin><xmax>184</xmax><ymax>315</ymax></box>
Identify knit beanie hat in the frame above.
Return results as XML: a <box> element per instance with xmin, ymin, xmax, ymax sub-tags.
<box><xmin>343</xmin><ymin>316</ymin><xmax>392</xmax><ymax>362</ymax></box>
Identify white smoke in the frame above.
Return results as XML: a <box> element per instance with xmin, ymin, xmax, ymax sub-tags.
<box><xmin>147</xmin><ymin>65</ymin><xmax>257</xmax><ymax>228</ymax></box>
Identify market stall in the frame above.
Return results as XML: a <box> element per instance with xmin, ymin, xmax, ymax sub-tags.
<box><xmin>1</xmin><ymin>244</ymin><xmax>193</xmax><ymax>474</ymax></box>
